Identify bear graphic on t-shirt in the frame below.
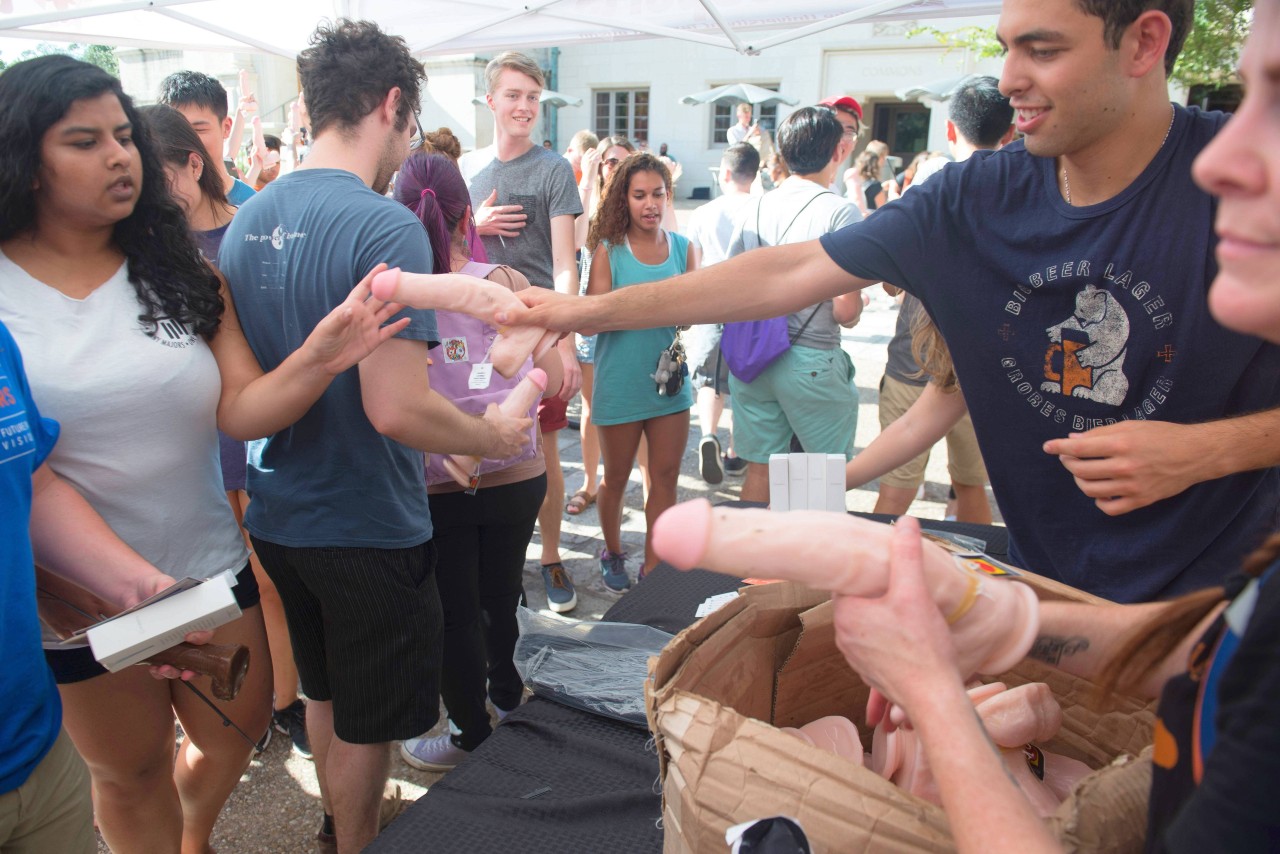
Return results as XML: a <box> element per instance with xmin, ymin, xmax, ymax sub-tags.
<box><xmin>1041</xmin><ymin>284</ymin><xmax>1130</xmax><ymax>406</ymax></box>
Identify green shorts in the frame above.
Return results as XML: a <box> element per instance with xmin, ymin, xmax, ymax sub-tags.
<box><xmin>728</xmin><ymin>345</ymin><xmax>858</xmax><ymax>463</ymax></box>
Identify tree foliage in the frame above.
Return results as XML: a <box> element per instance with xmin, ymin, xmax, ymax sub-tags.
<box><xmin>909</xmin><ymin>1</ymin><xmax>1252</xmax><ymax>86</ymax></box>
<box><xmin>0</xmin><ymin>42</ymin><xmax>119</xmax><ymax>77</ymax></box>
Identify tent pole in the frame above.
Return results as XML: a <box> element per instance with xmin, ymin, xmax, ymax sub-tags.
<box><xmin>0</xmin><ymin>0</ymin><xmax>206</xmax><ymax>32</ymax></box>
<box><xmin>695</xmin><ymin>0</ymin><xmax>749</xmax><ymax>55</ymax></box>
<box><xmin>153</xmin><ymin>7</ymin><xmax>297</xmax><ymax>58</ymax></box>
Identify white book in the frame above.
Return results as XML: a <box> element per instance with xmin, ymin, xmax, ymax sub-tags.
<box><xmin>87</xmin><ymin>573</ymin><xmax>241</xmax><ymax>672</ymax></box>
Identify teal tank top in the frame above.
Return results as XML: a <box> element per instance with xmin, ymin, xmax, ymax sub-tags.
<box><xmin>592</xmin><ymin>231</ymin><xmax>694</xmax><ymax>426</ymax></box>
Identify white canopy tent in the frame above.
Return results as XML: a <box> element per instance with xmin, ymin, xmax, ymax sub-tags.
<box><xmin>0</xmin><ymin>0</ymin><xmax>1000</xmax><ymax>59</ymax></box>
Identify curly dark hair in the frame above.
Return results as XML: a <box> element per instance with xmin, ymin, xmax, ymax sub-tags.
<box><xmin>1074</xmin><ymin>0</ymin><xmax>1192</xmax><ymax>76</ymax></box>
<box><xmin>298</xmin><ymin>19</ymin><xmax>425</xmax><ymax>137</ymax></box>
<box><xmin>586</xmin><ymin>152</ymin><xmax>670</xmax><ymax>252</ymax></box>
<box><xmin>0</xmin><ymin>55</ymin><xmax>223</xmax><ymax>338</ymax></box>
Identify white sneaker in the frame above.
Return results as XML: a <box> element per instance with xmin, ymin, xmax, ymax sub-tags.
<box><xmin>400</xmin><ymin>732</ymin><xmax>470</xmax><ymax>772</ymax></box>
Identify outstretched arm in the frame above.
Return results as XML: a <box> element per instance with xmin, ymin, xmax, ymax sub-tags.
<box><xmin>358</xmin><ymin>337</ymin><xmax>531</xmax><ymax>459</ymax></box>
<box><xmin>1043</xmin><ymin>408</ymin><xmax>1280</xmax><ymax>515</ymax></box>
<box><xmin>846</xmin><ymin>384</ymin><xmax>969</xmax><ymax>489</ymax></box>
<box><xmin>504</xmin><ymin>238</ymin><xmax>872</xmax><ymax>336</ymax></box>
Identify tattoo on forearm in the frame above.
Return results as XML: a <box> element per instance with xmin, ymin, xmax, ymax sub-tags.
<box><xmin>1028</xmin><ymin>634</ymin><xmax>1090</xmax><ymax>665</ymax></box>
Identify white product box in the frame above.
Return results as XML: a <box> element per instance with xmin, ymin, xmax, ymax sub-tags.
<box><xmin>769</xmin><ymin>453</ymin><xmax>847</xmax><ymax>512</ymax></box>
<box><xmin>86</xmin><ymin>573</ymin><xmax>241</xmax><ymax>672</ymax></box>
<box><xmin>769</xmin><ymin>455</ymin><xmax>790</xmax><ymax>512</ymax></box>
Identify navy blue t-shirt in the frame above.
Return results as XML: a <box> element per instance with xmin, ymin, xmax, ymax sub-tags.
<box><xmin>0</xmin><ymin>321</ymin><xmax>61</xmax><ymax>793</ymax></box>
<box><xmin>219</xmin><ymin>169</ymin><xmax>438</xmax><ymax>549</ymax></box>
<box><xmin>820</xmin><ymin>106</ymin><xmax>1280</xmax><ymax>602</ymax></box>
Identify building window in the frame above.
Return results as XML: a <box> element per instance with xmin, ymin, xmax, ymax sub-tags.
<box><xmin>712</xmin><ymin>85</ymin><xmax>779</xmax><ymax>145</ymax></box>
<box><xmin>594</xmin><ymin>89</ymin><xmax>649</xmax><ymax>145</ymax></box>
<box><xmin>871</xmin><ymin>102</ymin><xmax>930</xmax><ymax>163</ymax></box>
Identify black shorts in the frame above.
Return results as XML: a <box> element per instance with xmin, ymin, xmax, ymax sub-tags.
<box><xmin>45</xmin><ymin>562</ymin><xmax>260</xmax><ymax>685</ymax></box>
<box><xmin>250</xmin><ymin>537</ymin><xmax>443</xmax><ymax>745</ymax></box>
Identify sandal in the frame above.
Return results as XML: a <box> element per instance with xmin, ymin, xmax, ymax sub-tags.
<box><xmin>565</xmin><ymin>489</ymin><xmax>596</xmax><ymax>516</ymax></box>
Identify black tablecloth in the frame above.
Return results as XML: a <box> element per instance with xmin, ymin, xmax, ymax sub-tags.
<box><xmin>369</xmin><ymin>511</ymin><xmax>1010</xmax><ymax>854</ymax></box>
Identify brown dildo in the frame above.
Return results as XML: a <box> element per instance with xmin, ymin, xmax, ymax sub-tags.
<box><xmin>144</xmin><ymin>642</ymin><xmax>250</xmax><ymax>701</ymax></box>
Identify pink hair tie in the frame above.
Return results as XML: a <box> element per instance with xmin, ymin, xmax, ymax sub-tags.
<box><xmin>420</xmin><ymin>187</ymin><xmax>437</xmax><ymax>202</ymax></box>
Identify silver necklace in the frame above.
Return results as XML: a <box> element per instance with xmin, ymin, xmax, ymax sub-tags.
<box><xmin>1062</xmin><ymin>104</ymin><xmax>1175</xmax><ymax>205</ymax></box>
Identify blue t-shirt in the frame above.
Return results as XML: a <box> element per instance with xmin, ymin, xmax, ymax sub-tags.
<box><xmin>593</xmin><ymin>232</ymin><xmax>694</xmax><ymax>426</ymax></box>
<box><xmin>218</xmin><ymin>169</ymin><xmax>439</xmax><ymax>548</ymax></box>
<box><xmin>820</xmin><ymin>106</ymin><xmax>1280</xmax><ymax>603</ymax></box>
<box><xmin>0</xmin><ymin>321</ymin><xmax>61</xmax><ymax>793</ymax></box>
<box><xmin>227</xmin><ymin>177</ymin><xmax>255</xmax><ymax>207</ymax></box>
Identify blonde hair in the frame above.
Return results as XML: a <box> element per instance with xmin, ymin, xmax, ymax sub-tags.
<box><xmin>570</xmin><ymin>129</ymin><xmax>599</xmax><ymax>153</ymax></box>
<box><xmin>485</xmin><ymin>51</ymin><xmax>545</xmax><ymax>94</ymax></box>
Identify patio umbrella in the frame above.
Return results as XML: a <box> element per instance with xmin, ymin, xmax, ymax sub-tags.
<box><xmin>679</xmin><ymin>83</ymin><xmax>799</xmax><ymax>107</ymax></box>
<box><xmin>896</xmin><ymin>74</ymin><xmax>975</xmax><ymax>103</ymax></box>
<box><xmin>470</xmin><ymin>89</ymin><xmax>583</xmax><ymax>108</ymax></box>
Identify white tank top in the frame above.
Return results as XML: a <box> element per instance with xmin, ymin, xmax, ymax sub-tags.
<box><xmin>0</xmin><ymin>253</ymin><xmax>248</xmax><ymax>643</ymax></box>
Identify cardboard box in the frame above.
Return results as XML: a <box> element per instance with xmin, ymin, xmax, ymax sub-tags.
<box><xmin>87</xmin><ymin>574</ymin><xmax>241</xmax><ymax>672</ymax></box>
<box><xmin>648</xmin><ymin>573</ymin><xmax>1154</xmax><ymax>853</ymax></box>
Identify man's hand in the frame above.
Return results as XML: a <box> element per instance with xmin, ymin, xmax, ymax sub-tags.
<box><xmin>304</xmin><ymin>264</ymin><xmax>411</xmax><ymax>376</ymax></box>
<box><xmin>499</xmin><ymin>287</ymin><xmax>591</xmax><ymax>334</ymax></box>
<box><xmin>833</xmin><ymin>517</ymin><xmax>966</xmax><ymax>718</ymax></box>
<box><xmin>481</xmin><ymin>403</ymin><xmax>533</xmax><ymax>459</ymax></box>
<box><xmin>474</xmin><ymin>189</ymin><xmax>527</xmax><ymax>238</ymax></box>
<box><xmin>556</xmin><ymin>337</ymin><xmax>582</xmax><ymax>401</ymax></box>
<box><xmin>1044</xmin><ymin>420</ymin><xmax>1207</xmax><ymax>515</ymax></box>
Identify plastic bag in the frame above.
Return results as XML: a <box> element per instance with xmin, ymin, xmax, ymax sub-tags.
<box><xmin>514</xmin><ymin>607</ymin><xmax>674</xmax><ymax>728</ymax></box>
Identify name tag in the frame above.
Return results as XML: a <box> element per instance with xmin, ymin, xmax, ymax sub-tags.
<box><xmin>469</xmin><ymin>363</ymin><xmax>493</xmax><ymax>389</ymax></box>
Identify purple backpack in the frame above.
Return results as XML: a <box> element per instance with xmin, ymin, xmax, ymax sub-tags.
<box><xmin>423</xmin><ymin>262</ymin><xmax>540</xmax><ymax>487</ymax></box>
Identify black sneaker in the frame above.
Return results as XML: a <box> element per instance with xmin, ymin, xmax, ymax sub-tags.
<box><xmin>699</xmin><ymin>435</ymin><xmax>724</xmax><ymax>484</ymax></box>
<box><xmin>723</xmin><ymin>455</ymin><xmax>748</xmax><ymax>477</ymax></box>
<box><xmin>272</xmin><ymin>698</ymin><xmax>313</xmax><ymax>759</ymax></box>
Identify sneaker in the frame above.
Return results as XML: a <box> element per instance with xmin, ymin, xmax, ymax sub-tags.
<box><xmin>400</xmin><ymin>732</ymin><xmax>470</xmax><ymax>772</ymax></box>
<box><xmin>723</xmin><ymin>455</ymin><xmax>748</xmax><ymax>477</ymax></box>
<box><xmin>272</xmin><ymin>698</ymin><xmax>313</xmax><ymax>759</ymax></box>
<box><xmin>699</xmin><ymin>435</ymin><xmax>725</xmax><ymax>484</ymax></box>
<box><xmin>600</xmin><ymin>550</ymin><xmax>631</xmax><ymax>592</ymax></box>
<box><xmin>540</xmin><ymin>562</ymin><xmax>577</xmax><ymax>613</ymax></box>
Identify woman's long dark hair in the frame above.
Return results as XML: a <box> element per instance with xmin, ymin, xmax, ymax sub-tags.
<box><xmin>393</xmin><ymin>151</ymin><xmax>477</xmax><ymax>275</ymax></box>
<box><xmin>0</xmin><ymin>55</ymin><xmax>222</xmax><ymax>338</ymax></box>
<box><xmin>139</xmin><ymin>103</ymin><xmax>231</xmax><ymax>212</ymax></box>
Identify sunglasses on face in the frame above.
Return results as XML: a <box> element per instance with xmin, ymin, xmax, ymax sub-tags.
<box><xmin>603</xmin><ymin>157</ymin><xmax>622</xmax><ymax>168</ymax></box>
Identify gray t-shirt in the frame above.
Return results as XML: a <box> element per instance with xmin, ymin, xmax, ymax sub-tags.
<box><xmin>728</xmin><ymin>176</ymin><xmax>862</xmax><ymax>349</ymax></box>
<box><xmin>218</xmin><ymin>168</ymin><xmax>438</xmax><ymax>549</ymax></box>
<box><xmin>885</xmin><ymin>293</ymin><xmax>929</xmax><ymax>386</ymax></box>
<box><xmin>459</xmin><ymin>144</ymin><xmax>583</xmax><ymax>288</ymax></box>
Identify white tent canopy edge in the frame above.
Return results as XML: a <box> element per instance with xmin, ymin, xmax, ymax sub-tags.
<box><xmin>0</xmin><ymin>0</ymin><xmax>1000</xmax><ymax>60</ymax></box>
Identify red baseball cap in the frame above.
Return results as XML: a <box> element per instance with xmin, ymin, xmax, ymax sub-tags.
<box><xmin>820</xmin><ymin>95</ymin><xmax>863</xmax><ymax>123</ymax></box>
